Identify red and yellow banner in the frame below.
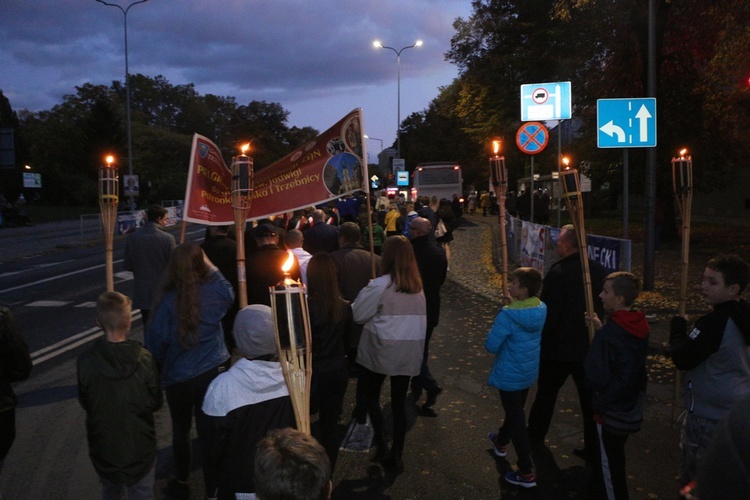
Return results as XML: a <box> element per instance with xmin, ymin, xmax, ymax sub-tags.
<box><xmin>182</xmin><ymin>108</ymin><xmax>367</xmax><ymax>225</ymax></box>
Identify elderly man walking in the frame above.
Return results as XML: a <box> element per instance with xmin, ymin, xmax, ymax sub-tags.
<box><xmin>408</xmin><ymin>217</ymin><xmax>448</xmax><ymax>416</ymax></box>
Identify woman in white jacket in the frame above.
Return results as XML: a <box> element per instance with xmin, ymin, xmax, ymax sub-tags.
<box><xmin>353</xmin><ymin>235</ymin><xmax>426</xmax><ymax>474</ymax></box>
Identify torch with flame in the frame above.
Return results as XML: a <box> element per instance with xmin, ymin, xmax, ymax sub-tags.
<box><xmin>231</xmin><ymin>143</ymin><xmax>254</xmax><ymax>308</ymax></box>
<box><xmin>559</xmin><ymin>161</ymin><xmax>596</xmax><ymax>342</ymax></box>
<box><xmin>270</xmin><ymin>251</ymin><xmax>313</xmax><ymax>434</ymax></box>
<box><xmin>99</xmin><ymin>155</ymin><xmax>119</xmax><ymax>292</ymax></box>
<box><xmin>489</xmin><ymin>139</ymin><xmax>510</xmax><ymax>296</ymax></box>
<box><xmin>671</xmin><ymin>148</ymin><xmax>693</xmax><ymax>422</ymax></box>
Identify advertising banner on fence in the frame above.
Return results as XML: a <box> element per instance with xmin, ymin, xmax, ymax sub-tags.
<box><xmin>182</xmin><ymin>108</ymin><xmax>367</xmax><ymax>225</ymax></box>
<box><xmin>587</xmin><ymin>234</ymin><xmax>623</xmax><ymax>274</ymax></box>
<box><xmin>520</xmin><ymin>220</ymin><xmax>546</xmax><ymax>272</ymax></box>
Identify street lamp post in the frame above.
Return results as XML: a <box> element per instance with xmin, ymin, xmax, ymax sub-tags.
<box><xmin>373</xmin><ymin>40</ymin><xmax>422</xmax><ymax>159</ymax></box>
<box><xmin>364</xmin><ymin>135</ymin><xmax>384</xmax><ymax>152</ymax></box>
<box><xmin>96</xmin><ymin>0</ymin><xmax>148</xmax><ymax>212</ymax></box>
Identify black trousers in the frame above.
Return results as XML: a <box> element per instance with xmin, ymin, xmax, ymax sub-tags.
<box><xmin>358</xmin><ymin>367</ymin><xmax>410</xmax><ymax>458</ymax></box>
<box><xmin>410</xmin><ymin>325</ymin><xmax>440</xmax><ymax>396</ymax></box>
<box><xmin>497</xmin><ymin>388</ymin><xmax>533</xmax><ymax>473</ymax></box>
<box><xmin>311</xmin><ymin>366</ymin><xmax>349</xmax><ymax>472</ymax></box>
<box><xmin>597</xmin><ymin>423</ymin><xmax>630</xmax><ymax>500</ymax></box>
<box><xmin>527</xmin><ymin>359</ymin><xmax>597</xmax><ymax>451</ymax></box>
<box><xmin>165</xmin><ymin>365</ymin><xmax>224</xmax><ymax>493</ymax></box>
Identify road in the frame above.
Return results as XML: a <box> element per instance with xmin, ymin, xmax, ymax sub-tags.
<box><xmin>0</xmin><ymin>217</ymin><xmax>682</xmax><ymax>499</ymax></box>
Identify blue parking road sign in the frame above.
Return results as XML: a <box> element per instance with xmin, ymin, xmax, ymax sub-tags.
<box><xmin>520</xmin><ymin>81</ymin><xmax>572</xmax><ymax>121</ymax></box>
<box><xmin>516</xmin><ymin>122</ymin><xmax>549</xmax><ymax>155</ymax></box>
<box><xmin>597</xmin><ymin>98</ymin><xmax>657</xmax><ymax>148</ymax></box>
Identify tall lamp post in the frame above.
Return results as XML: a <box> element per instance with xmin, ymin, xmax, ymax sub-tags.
<box><xmin>96</xmin><ymin>0</ymin><xmax>148</xmax><ymax>212</ymax></box>
<box><xmin>364</xmin><ymin>135</ymin><xmax>384</xmax><ymax>151</ymax></box>
<box><xmin>373</xmin><ymin>40</ymin><xmax>422</xmax><ymax>159</ymax></box>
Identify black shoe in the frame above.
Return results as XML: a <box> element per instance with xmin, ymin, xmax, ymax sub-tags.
<box><xmin>163</xmin><ymin>478</ymin><xmax>190</xmax><ymax>500</ymax></box>
<box><xmin>424</xmin><ymin>385</ymin><xmax>443</xmax><ymax>408</ymax></box>
<box><xmin>382</xmin><ymin>456</ymin><xmax>405</xmax><ymax>474</ymax></box>
<box><xmin>418</xmin><ymin>405</ymin><xmax>438</xmax><ymax>417</ymax></box>
<box><xmin>572</xmin><ymin>447</ymin><xmax>595</xmax><ymax>462</ymax></box>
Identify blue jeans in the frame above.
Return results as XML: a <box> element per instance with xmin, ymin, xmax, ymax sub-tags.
<box><xmin>99</xmin><ymin>460</ymin><xmax>156</xmax><ymax>500</ymax></box>
<box><xmin>681</xmin><ymin>413</ymin><xmax>718</xmax><ymax>484</ymax></box>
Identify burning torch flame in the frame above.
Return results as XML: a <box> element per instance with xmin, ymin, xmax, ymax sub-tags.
<box><xmin>241</xmin><ymin>143</ymin><xmax>250</xmax><ymax>155</ymax></box>
<box><xmin>105</xmin><ymin>155</ymin><xmax>114</xmax><ymax>167</ymax></box>
<box><xmin>282</xmin><ymin>250</ymin><xmax>295</xmax><ymax>274</ymax></box>
<box><xmin>562</xmin><ymin>156</ymin><xmax>570</xmax><ymax>169</ymax></box>
<box><xmin>492</xmin><ymin>140</ymin><xmax>501</xmax><ymax>156</ymax></box>
<box><xmin>679</xmin><ymin>148</ymin><xmax>688</xmax><ymax>158</ymax></box>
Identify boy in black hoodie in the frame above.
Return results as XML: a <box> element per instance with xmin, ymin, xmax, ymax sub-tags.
<box><xmin>78</xmin><ymin>292</ymin><xmax>162</xmax><ymax>498</ymax></box>
<box><xmin>670</xmin><ymin>254</ymin><xmax>750</xmax><ymax>489</ymax></box>
<box><xmin>585</xmin><ymin>272</ymin><xmax>649</xmax><ymax>500</ymax></box>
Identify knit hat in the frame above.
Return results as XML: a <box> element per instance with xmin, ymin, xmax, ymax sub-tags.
<box><xmin>233</xmin><ymin>305</ymin><xmax>277</xmax><ymax>358</ymax></box>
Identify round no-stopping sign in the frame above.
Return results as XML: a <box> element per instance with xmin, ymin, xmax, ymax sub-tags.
<box><xmin>516</xmin><ymin>122</ymin><xmax>549</xmax><ymax>155</ymax></box>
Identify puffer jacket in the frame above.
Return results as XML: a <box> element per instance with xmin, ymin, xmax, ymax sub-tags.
<box><xmin>485</xmin><ymin>297</ymin><xmax>547</xmax><ymax>391</ymax></box>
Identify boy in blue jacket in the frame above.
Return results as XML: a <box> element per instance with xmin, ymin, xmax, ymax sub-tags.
<box><xmin>584</xmin><ymin>272</ymin><xmax>649</xmax><ymax>500</ymax></box>
<box><xmin>485</xmin><ymin>267</ymin><xmax>547</xmax><ymax>489</ymax></box>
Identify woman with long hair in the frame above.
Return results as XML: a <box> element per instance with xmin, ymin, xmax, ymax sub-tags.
<box><xmin>146</xmin><ymin>241</ymin><xmax>233</xmax><ymax>499</ymax></box>
<box><xmin>306</xmin><ymin>253</ymin><xmax>351</xmax><ymax>472</ymax></box>
<box><xmin>352</xmin><ymin>235</ymin><xmax>426</xmax><ymax>474</ymax></box>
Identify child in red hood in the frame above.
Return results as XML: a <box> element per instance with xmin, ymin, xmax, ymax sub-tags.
<box><xmin>584</xmin><ymin>272</ymin><xmax>649</xmax><ymax>500</ymax></box>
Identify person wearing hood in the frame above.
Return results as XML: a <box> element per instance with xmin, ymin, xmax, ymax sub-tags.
<box><xmin>669</xmin><ymin>254</ymin><xmax>750</xmax><ymax>490</ymax></box>
<box><xmin>485</xmin><ymin>267</ymin><xmax>547</xmax><ymax>489</ymax></box>
<box><xmin>77</xmin><ymin>291</ymin><xmax>162</xmax><ymax>498</ymax></box>
<box><xmin>201</xmin><ymin>305</ymin><xmax>296</xmax><ymax>499</ymax></box>
<box><xmin>584</xmin><ymin>272</ymin><xmax>649</xmax><ymax>500</ymax></box>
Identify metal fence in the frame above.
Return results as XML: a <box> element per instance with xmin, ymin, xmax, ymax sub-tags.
<box><xmin>505</xmin><ymin>215</ymin><xmax>631</xmax><ymax>275</ymax></box>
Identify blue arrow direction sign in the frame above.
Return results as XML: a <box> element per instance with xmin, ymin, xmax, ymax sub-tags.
<box><xmin>597</xmin><ymin>98</ymin><xmax>657</xmax><ymax>148</ymax></box>
<box><xmin>520</xmin><ymin>81</ymin><xmax>572</xmax><ymax>121</ymax></box>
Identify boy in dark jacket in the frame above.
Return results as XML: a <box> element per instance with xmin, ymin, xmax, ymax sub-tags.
<box><xmin>78</xmin><ymin>291</ymin><xmax>162</xmax><ymax>498</ymax></box>
<box><xmin>584</xmin><ymin>272</ymin><xmax>649</xmax><ymax>500</ymax></box>
<box><xmin>669</xmin><ymin>254</ymin><xmax>750</xmax><ymax>489</ymax></box>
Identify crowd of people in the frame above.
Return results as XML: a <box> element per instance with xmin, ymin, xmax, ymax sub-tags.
<box><xmin>3</xmin><ymin>192</ymin><xmax>748</xmax><ymax>499</ymax></box>
<box><xmin>73</xmin><ymin>194</ymin><xmax>453</xmax><ymax>499</ymax></box>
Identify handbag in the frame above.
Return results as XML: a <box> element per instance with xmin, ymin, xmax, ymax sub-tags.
<box><xmin>601</xmin><ymin>391</ymin><xmax>646</xmax><ymax>434</ymax></box>
<box><xmin>435</xmin><ymin>220</ymin><xmax>447</xmax><ymax>238</ymax></box>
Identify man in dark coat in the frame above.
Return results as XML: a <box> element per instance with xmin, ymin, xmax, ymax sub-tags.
<box><xmin>302</xmin><ymin>209</ymin><xmax>338</xmax><ymax>255</ymax></box>
<box><xmin>123</xmin><ymin>205</ymin><xmax>175</xmax><ymax>325</ymax></box>
<box><xmin>201</xmin><ymin>225</ymin><xmax>239</xmax><ymax>351</ymax></box>
<box><xmin>245</xmin><ymin>224</ymin><xmax>300</xmax><ymax>306</ymax></box>
<box><xmin>526</xmin><ymin>224</ymin><xmax>607</xmax><ymax>459</ymax></box>
<box><xmin>409</xmin><ymin>217</ymin><xmax>448</xmax><ymax>416</ymax></box>
<box><xmin>331</xmin><ymin>222</ymin><xmax>381</xmax><ymax>360</ymax></box>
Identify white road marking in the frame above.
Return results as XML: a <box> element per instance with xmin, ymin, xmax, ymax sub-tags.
<box><xmin>26</xmin><ymin>300</ymin><xmax>72</xmax><ymax>307</ymax></box>
<box><xmin>30</xmin><ymin>310</ymin><xmax>142</xmax><ymax>365</ymax></box>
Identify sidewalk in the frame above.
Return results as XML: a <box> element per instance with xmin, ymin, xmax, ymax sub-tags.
<box><xmin>327</xmin><ymin>215</ymin><xmax>682</xmax><ymax>499</ymax></box>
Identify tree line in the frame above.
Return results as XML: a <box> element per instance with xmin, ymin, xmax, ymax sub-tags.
<box><xmin>1</xmin><ymin>0</ymin><xmax>748</xmax><ymax>211</ymax></box>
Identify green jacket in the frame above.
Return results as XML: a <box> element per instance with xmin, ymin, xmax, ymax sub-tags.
<box><xmin>77</xmin><ymin>338</ymin><xmax>162</xmax><ymax>486</ymax></box>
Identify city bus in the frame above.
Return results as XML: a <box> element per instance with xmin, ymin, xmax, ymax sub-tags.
<box><xmin>410</xmin><ymin>162</ymin><xmax>463</xmax><ymax>202</ymax></box>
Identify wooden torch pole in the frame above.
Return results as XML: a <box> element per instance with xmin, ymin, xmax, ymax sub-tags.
<box><xmin>671</xmin><ymin>149</ymin><xmax>693</xmax><ymax>422</ymax></box>
<box><xmin>490</xmin><ymin>140</ymin><xmax>509</xmax><ymax>297</ymax></box>
<box><xmin>560</xmin><ymin>167</ymin><xmax>596</xmax><ymax>342</ymax></box>
<box><xmin>271</xmin><ymin>251</ymin><xmax>313</xmax><ymax>435</ymax></box>
<box><xmin>231</xmin><ymin>144</ymin><xmax>254</xmax><ymax>309</ymax></box>
<box><xmin>99</xmin><ymin>156</ymin><xmax>119</xmax><ymax>292</ymax></box>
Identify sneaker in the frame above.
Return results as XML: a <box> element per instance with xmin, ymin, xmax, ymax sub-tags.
<box><xmin>504</xmin><ymin>470</ymin><xmax>537</xmax><ymax>488</ymax></box>
<box><xmin>487</xmin><ymin>432</ymin><xmax>507</xmax><ymax>457</ymax></box>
